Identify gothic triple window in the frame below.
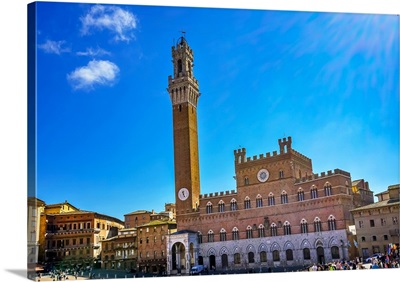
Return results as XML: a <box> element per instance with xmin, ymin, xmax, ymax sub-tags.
<box><xmin>258</xmin><ymin>224</ymin><xmax>265</xmax><ymax>238</ymax></box>
<box><xmin>281</xmin><ymin>191</ymin><xmax>288</xmax><ymax>204</ymax></box>
<box><xmin>206</xmin><ymin>202</ymin><xmax>213</xmax><ymax>214</ymax></box>
<box><xmin>246</xmin><ymin>225</ymin><xmax>253</xmax><ymax>239</ymax></box>
<box><xmin>244</xmin><ymin>196</ymin><xmax>251</xmax><ymax>209</ymax></box>
<box><xmin>328</xmin><ymin>215</ymin><xmax>336</xmax><ymax>230</ymax></box>
<box><xmin>324</xmin><ymin>182</ymin><xmax>332</xmax><ymax>196</ymax></box>
<box><xmin>232</xmin><ymin>227</ymin><xmax>239</xmax><ymax>240</ymax></box>
<box><xmin>310</xmin><ymin>185</ymin><xmax>318</xmax><ymax>199</ymax></box>
<box><xmin>314</xmin><ymin>217</ymin><xmax>322</xmax><ymax>232</ymax></box>
<box><xmin>300</xmin><ymin>219</ymin><xmax>308</xmax><ymax>234</ymax></box>
<box><xmin>283</xmin><ymin>221</ymin><xmax>291</xmax><ymax>235</ymax></box>
<box><xmin>220</xmin><ymin>229</ymin><xmax>227</xmax><ymax>241</ymax></box>
<box><xmin>268</xmin><ymin>193</ymin><xmax>275</xmax><ymax>206</ymax></box>
<box><xmin>207</xmin><ymin>230</ymin><xmax>214</xmax><ymax>243</ymax></box>
<box><xmin>197</xmin><ymin>232</ymin><xmax>203</xmax><ymax>244</ymax></box>
<box><xmin>256</xmin><ymin>194</ymin><xmax>263</xmax><ymax>208</ymax></box>
<box><xmin>218</xmin><ymin>200</ymin><xmax>225</xmax><ymax>213</ymax></box>
<box><xmin>297</xmin><ymin>188</ymin><xmax>305</xmax><ymax>201</ymax></box>
<box><xmin>270</xmin><ymin>223</ymin><xmax>278</xmax><ymax>237</ymax></box>
<box><xmin>230</xmin><ymin>199</ymin><xmax>238</xmax><ymax>211</ymax></box>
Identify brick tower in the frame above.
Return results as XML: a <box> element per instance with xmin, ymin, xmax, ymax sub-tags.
<box><xmin>167</xmin><ymin>35</ymin><xmax>201</xmax><ymax>219</ymax></box>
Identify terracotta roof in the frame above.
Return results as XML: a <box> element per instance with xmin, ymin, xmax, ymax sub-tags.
<box><xmin>137</xmin><ymin>219</ymin><xmax>176</xmax><ymax>227</ymax></box>
<box><xmin>351</xmin><ymin>199</ymin><xmax>400</xmax><ymax>212</ymax></box>
<box><xmin>124</xmin><ymin>210</ymin><xmax>151</xmax><ymax>216</ymax></box>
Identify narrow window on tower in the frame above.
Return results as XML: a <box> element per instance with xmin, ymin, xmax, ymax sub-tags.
<box><xmin>177</xmin><ymin>59</ymin><xmax>182</xmax><ymax>76</ymax></box>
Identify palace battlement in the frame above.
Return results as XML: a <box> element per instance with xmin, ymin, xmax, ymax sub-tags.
<box><xmin>199</xmin><ymin>190</ymin><xmax>237</xmax><ymax>199</ymax></box>
<box><xmin>234</xmin><ymin>136</ymin><xmax>310</xmax><ymax>164</ymax></box>
<box><xmin>295</xmin><ymin>168</ymin><xmax>351</xmax><ymax>184</ymax></box>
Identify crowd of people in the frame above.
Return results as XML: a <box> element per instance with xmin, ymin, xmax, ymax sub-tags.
<box><xmin>308</xmin><ymin>254</ymin><xmax>399</xmax><ymax>271</ymax></box>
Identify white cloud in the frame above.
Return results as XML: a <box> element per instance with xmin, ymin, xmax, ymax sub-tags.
<box><xmin>80</xmin><ymin>5</ymin><xmax>138</xmax><ymax>42</ymax></box>
<box><xmin>76</xmin><ymin>47</ymin><xmax>111</xmax><ymax>57</ymax></box>
<box><xmin>67</xmin><ymin>60</ymin><xmax>120</xmax><ymax>91</ymax></box>
<box><xmin>38</xmin><ymin>39</ymin><xmax>70</xmax><ymax>54</ymax></box>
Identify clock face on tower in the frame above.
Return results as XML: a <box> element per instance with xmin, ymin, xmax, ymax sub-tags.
<box><xmin>178</xmin><ymin>187</ymin><xmax>189</xmax><ymax>201</ymax></box>
<box><xmin>257</xmin><ymin>169</ymin><xmax>270</xmax><ymax>182</ymax></box>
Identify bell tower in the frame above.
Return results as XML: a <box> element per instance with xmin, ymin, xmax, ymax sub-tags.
<box><xmin>167</xmin><ymin>35</ymin><xmax>201</xmax><ymax>217</ymax></box>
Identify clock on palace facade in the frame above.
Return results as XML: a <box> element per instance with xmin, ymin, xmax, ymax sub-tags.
<box><xmin>257</xmin><ymin>168</ymin><xmax>270</xmax><ymax>182</ymax></box>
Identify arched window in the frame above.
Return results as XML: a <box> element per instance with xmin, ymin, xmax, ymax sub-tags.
<box><xmin>232</xmin><ymin>227</ymin><xmax>239</xmax><ymax>240</ymax></box>
<box><xmin>297</xmin><ymin>188</ymin><xmax>305</xmax><ymax>201</ymax></box>
<box><xmin>256</xmin><ymin>194</ymin><xmax>263</xmax><ymax>208</ymax></box>
<box><xmin>314</xmin><ymin>217</ymin><xmax>322</xmax><ymax>232</ymax></box>
<box><xmin>206</xmin><ymin>202</ymin><xmax>213</xmax><ymax>214</ymax></box>
<box><xmin>331</xmin><ymin>246</ymin><xmax>340</xmax><ymax>259</ymax></box>
<box><xmin>283</xmin><ymin>221</ymin><xmax>291</xmax><ymax>235</ymax></box>
<box><xmin>244</xmin><ymin>196</ymin><xmax>251</xmax><ymax>209</ymax></box>
<box><xmin>328</xmin><ymin>215</ymin><xmax>336</xmax><ymax>230</ymax></box>
<box><xmin>310</xmin><ymin>185</ymin><xmax>318</xmax><ymax>199</ymax></box>
<box><xmin>268</xmin><ymin>193</ymin><xmax>275</xmax><ymax>206</ymax></box>
<box><xmin>207</xmin><ymin>230</ymin><xmax>214</xmax><ymax>243</ymax></box>
<box><xmin>300</xmin><ymin>219</ymin><xmax>308</xmax><ymax>234</ymax></box>
<box><xmin>273</xmin><ymin>250</ymin><xmax>280</xmax><ymax>261</ymax></box>
<box><xmin>281</xmin><ymin>190</ymin><xmax>288</xmax><ymax>204</ymax></box>
<box><xmin>234</xmin><ymin>253</ymin><xmax>241</xmax><ymax>264</ymax></box>
<box><xmin>230</xmin><ymin>199</ymin><xmax>238</xmax><ymax>211</ymax></box>
<box><xmin>258</xmin><ymin>224</ymin><xmax>265</xmax><ymax>238</ymax></box>
<box><xmin>248</xmin><ymin>252</ymin><xmax>255</xmax><ymax>263</ymax></box>
<box><xmin>218</xmin><ymin>200</ymin><xmax>225</xmax><ymax>213</ymax></box>
<box><xmin>324</xmin><ymin>182</ymin><xmax>332</xmax><ymax>196</ymax></box>
<box><xmin>197</xmin><ymin>231</ymin><xmax>202</xmax><ymax>244</ymax></box>
<box><xmin>260</xmin><ymin>251</ymin><xmax>267</xmax><ymax>262</ymax></box>
<box><xmin>286</xmin><ymin>249</ymin><xmax>293</xmax><ymax>261</ymax></box>
<box><xmin>246</xmin><ymin>225</ymin><xmax>253</xmax><ymax>239</ymax></box>
<box><xmin>303</xmin><ymin>248</ymin><xmax>311</xmax><ymax>260</ymax></box>
<box><xmin>220</xmin><ymin>228</ymin><xmax>226</xmax><ymax>241</ymax></box>
<box><xmin>270</xmin><ymin>223</ymin><xmax>278</xmax><ymax>237</ymax></box>
<box><xmin>244</xmin><ymin>177</ymin><xmax>249</xmax><ymax>185</ymax></box>
<box><xmin>279</xmin><ymin>170</ymin><xmax>284</xmax><ymax>179</ymax></box>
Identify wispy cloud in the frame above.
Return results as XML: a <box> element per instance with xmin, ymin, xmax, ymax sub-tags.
<box><xmin>80</xmin><ymin>5</ymin><xmax>138</xmax><ymax>42</ymax></box>
<box><xmin>38</xmin><ymin>39</ymin><xmax>70</xmax><ymax>54</ymax></box>
<box><xmin>67</xmin><ymin>60</ymin><xmax>119</xmax><ymax>91</ymax></box>
<box><xmin>76</xmin><ymin>47</ymin><xmax>111</xmax><ymax>57</ymax></box>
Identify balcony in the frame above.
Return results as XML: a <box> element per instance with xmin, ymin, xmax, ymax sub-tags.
<box><xmin>389</xmin><ymin>229</ymin><xmax>399</xmax><ymax>236</ymax></box>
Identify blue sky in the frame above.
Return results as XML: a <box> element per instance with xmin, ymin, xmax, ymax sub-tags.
<box><xmin>32</xmin><ymin>2</ymin><xmax>399</xmax><ymax>221</ymax></box>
